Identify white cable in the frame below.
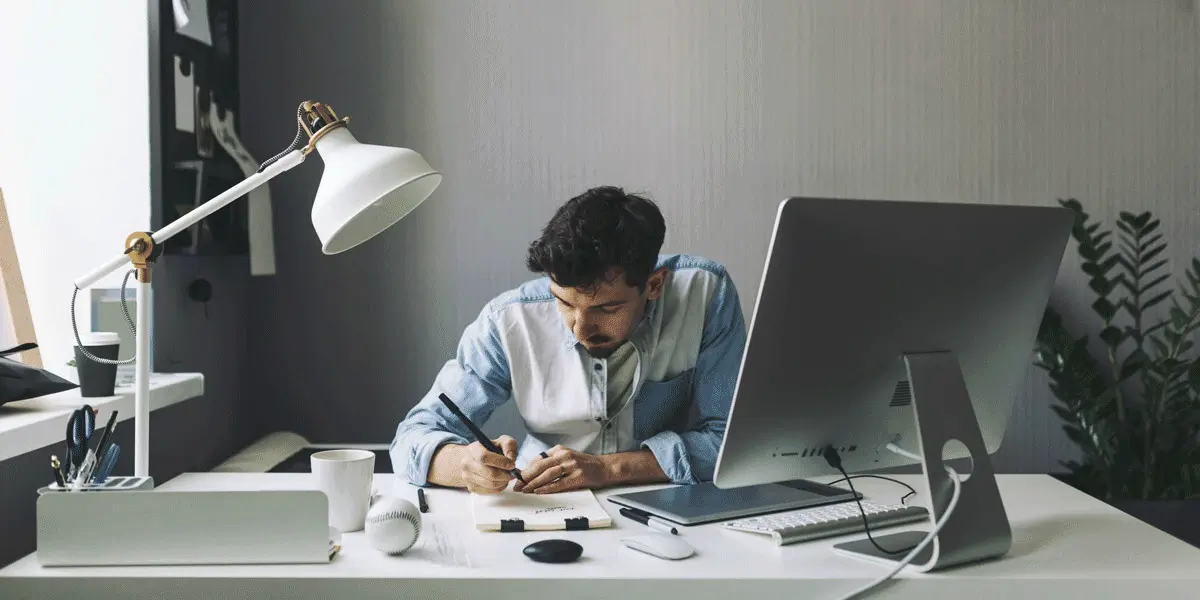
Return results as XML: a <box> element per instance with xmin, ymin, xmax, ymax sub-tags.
<box><xmin>885</xmin><ymin>442</ymin><xmax>922</xmax><ymax>462</ymax></box>
<box><xmin>830</xmin><ymin>446</ymin><xmax>964</xmax><ymax>600</ymax></box>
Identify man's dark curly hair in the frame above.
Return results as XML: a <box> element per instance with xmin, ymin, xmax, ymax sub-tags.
<box><xmin>526</xmin><ymin>186</ymin><xmax>666</xmax><ymax>291</ymax></box>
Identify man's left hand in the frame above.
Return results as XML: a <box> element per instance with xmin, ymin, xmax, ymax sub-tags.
<box><xmin>514</xmin><ymin>445</ymin><xmax>610</xmax><ymax>494</ymax></box>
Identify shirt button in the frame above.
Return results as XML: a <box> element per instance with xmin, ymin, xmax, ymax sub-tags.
<box><xmin>593</xmin><ymin>363</ymin><xmax>602</xmax><ymax>371</ymax></box>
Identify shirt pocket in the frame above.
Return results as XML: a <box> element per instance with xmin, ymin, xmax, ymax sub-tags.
<box><xmin>633</xmin><ymin>368</ymin><xmax>695</xmax><ymax>440</ymax></box>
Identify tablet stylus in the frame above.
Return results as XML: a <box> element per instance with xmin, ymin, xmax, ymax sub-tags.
<box><xmin>619</xmin><ymin>507</ymin><xmax>679</xmax><ymax>535</ymax></box>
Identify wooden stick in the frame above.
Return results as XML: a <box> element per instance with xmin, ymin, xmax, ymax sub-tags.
<box><xmin>0</xmin><ymin>188</ymin><xmax>42</xmax><ymax>367</ymax></box>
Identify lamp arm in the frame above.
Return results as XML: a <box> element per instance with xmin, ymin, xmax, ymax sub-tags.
<box><xmin>73</xmin><ymin>149</ymin><xmax>306</xmax><ymax>290</ymax></box>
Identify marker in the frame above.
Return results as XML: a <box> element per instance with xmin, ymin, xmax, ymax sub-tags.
<box><xmin>417</xmin><ymin>488</ymin><xmax>429</xmax><ymax>513</ymax></box>
<box><xmin>619</xmin><ymin>507</ymin><xmax>678</xmax><ymax>535</ymax></box>
<box><xmin>437</xmin><ymin>393</ymin><xmax>525</xmax><ymax>484</ymax></box>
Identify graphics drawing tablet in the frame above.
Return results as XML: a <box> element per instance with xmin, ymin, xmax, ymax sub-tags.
<box><xmin>607</xmin><ymin>479</ymin><xmax>859</xmax><ymax>526</ymax></box>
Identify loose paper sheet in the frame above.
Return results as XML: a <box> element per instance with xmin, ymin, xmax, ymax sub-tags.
<box><xmin>173</xmin><ymin>56</ymin><xmax>195</xmax><ymax>133</ymax></box>
<box><xmin>173</xmin><ymin>0</ymin><xmax>213</xmax><ymax>46</ymax></box>
<box><xmin>209</xmin><ymin>100</ymin><xmax>277</xmax><ymax>276</ymax></box>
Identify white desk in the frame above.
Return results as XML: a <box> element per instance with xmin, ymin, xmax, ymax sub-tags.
<box><xmin>2</xmin><ymin>473</ymin><xmax>1199</xmax><ymax>599</ymax></box>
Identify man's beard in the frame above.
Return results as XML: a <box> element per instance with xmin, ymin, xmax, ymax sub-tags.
<box><xmin>583</xmin><ymin>336</ymin><xmax>617</xmax><ymax>358</ymax></box>
<box><xmin>585</xmin><ymin>345</ymin><xmax>617</xmax><ymax>358</ymax></box>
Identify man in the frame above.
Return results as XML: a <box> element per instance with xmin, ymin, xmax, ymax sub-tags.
<box><xmin>390</xmin><ymin>186</ymin><xmax>746</xmax><ymax>495</ymax></box>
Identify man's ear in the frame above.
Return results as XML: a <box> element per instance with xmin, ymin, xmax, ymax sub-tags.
<box><xmin>644</xmin><ymin>268</ymin><xmax>668</xmax><ymax>300</ymax></box>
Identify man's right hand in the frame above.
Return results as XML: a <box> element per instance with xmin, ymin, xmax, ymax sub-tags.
<box><xmin>458</xmin><ymin>435</ymin><xmax>519</xmax><ymax>494</ymax></box>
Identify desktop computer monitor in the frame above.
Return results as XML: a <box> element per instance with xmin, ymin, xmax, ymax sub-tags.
<box><xmin>712</xmin><ymin>196</ymin><xmax>1073</xmax><ymax>571</ymax></box>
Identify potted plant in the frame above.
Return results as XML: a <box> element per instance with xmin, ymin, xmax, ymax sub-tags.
<box><xmin>1034</xmin><ymin>198</ymin><xmax>1200</xmax><ymax>546</ymax></box>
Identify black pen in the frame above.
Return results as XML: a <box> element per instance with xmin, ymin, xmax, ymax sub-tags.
<box><xmin>619</xmin><ymin>507</ymin><xmax>679</xmax><ymax>535</ymax></box>
<box><xmin>437</xmin><ymin>393</ymin><xmax>525</xmax><ymax>483</ymax></box>
<box><xmin>92</xmin><ymin>410</ymin><xmax>118</xmax><ymax>469</ymax></box>
<box><xmin>417</xmin><ymin>488</ymin><xmax>429</xmax><ymax>512</ymax></box>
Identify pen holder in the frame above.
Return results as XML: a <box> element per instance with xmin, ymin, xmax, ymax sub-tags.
<box><xmin>35</xmin><ymin>487</ymin><xmax>336</xmax><ymax>566</ymax></box>
<box><xmin>37</xmin><ymin>476</ymin><xmax>155</xmax><ymax>494</ymax></box>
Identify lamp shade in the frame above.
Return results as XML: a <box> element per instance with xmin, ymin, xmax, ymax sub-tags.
<box><xmin>309</xmin><ymin>127</ymin><xmax>442</xmax><ymax>254</ymax></box>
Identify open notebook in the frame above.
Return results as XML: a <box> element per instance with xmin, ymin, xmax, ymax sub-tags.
<box><xmin>470</xmin><ymin>484</ymin><xmax>613</xmax><ymax>532</ymax></box>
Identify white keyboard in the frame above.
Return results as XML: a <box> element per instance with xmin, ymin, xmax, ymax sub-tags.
<box><xmin>723</xmin><ymin>501</ymin><xmax>929</xmax><ymax>546</ymax></box>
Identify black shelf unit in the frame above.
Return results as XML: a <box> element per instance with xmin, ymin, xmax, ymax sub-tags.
<box><xmin>148</xmin><ymin>0</ymin><xmax>247</xmax><ymax>256</ymax></box>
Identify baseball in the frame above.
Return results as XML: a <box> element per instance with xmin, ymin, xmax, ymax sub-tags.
<box><xmin>365</xmin><ymin>495</ymin><xmax>422</xmax><ymax>555</ymax></box>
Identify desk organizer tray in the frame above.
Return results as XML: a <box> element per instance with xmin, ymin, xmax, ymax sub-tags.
<box><xmin>37</xmin><ymin>475</ymin><xmax>155</xmax><ymax>493</ymax></box>
<box><xmin>36</xmin><ymin>486</ymin><xmax>336</xmax><ymax>566</ymax></box>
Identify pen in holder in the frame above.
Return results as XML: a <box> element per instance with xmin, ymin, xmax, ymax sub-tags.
<box><xmin>44</xmin><ymin>442</ymin><xmax>147</xmax><ymax>493</ymax></box>
<box><xmin>93</xmin><ymin>444</ymin><xmax>120</xmax><ymax>483</ymax></box>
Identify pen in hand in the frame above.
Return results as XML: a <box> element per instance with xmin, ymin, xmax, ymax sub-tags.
<box><xmin>437</xmin><ymin>393</ymin><xmax>525</xmax><ymax>484</ymax></box>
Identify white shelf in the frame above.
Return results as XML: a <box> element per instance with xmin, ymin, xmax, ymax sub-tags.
<box><xmin>0</xmin><ymin>372</ymin><xmax>203</xmax><ymax>462</ymax></box>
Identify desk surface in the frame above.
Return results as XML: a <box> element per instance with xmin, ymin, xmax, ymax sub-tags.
<box><xmin>3</xmin><ymin>473</ymin><xmax>1200</xmax><ymax>600</ymax></box>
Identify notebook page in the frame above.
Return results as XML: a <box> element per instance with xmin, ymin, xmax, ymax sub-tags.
<box><xmin>470</xmin><ymin>484</ymin><xmax>613</xmax><ymax>531</ymax></box>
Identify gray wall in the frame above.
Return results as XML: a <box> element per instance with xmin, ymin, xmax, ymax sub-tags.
<box><xmin>237</xmin><ymin>0</ymin><xmax>1199</xmax><ymax>473</ymax></box>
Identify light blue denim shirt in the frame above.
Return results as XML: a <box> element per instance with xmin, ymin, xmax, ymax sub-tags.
<box><xmin>390</xmin><ymin>254</ymin><xmax>747</xmax><ymax>486</ymax></box>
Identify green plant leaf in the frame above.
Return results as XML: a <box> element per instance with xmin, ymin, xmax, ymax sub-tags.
<box><xmin>1084</xmin><ymin>254</ymin><xmax>1122</xmax><ymax>277</ymax></box>
<box><xmin>1120</xmin><ymin>357</ymin><xmax>1143</xmax><ymax>380</ymax></box>
<box><xmin>1188</xmin><ymin>358</ymin><xmax>1200</xmax><ymax>392</ymax></box>
<box><xmin>1140</xmin><ymin>292</ymin><xmax>1172</xmax><ymax>315</ymax></box>
<box><xmin>1089</xmin><ymin>276</ymin><xmax>1115</xmax><ymax>296</ymax></box>
<box><xmin>1093</xmin><ymin>297</ymin><xmax>1119</xmax><ymax>321</ymax></box>
<box><xmin>1081</xmin><ymin>244</ymin><xmax>1105</xmax><ymax>261</ymax></box>
<box><xmin>1050</xmin><ymin>404</ymin><xmax>1076</xmax><ymax>424</ymax></box>
<box><xmin>1171</xmin><ymin>306</ymin><xmax>1189</xmax><ymax>329</ymax></box>
<box><xmin>1064</xmin><ymin>425</ymin><xmax>1095</xmax><ymax>449</ymax></box>
<box><xmin>1142</xmin><ymin>273</ymin><xmax>1172</xmax><ymax>292</ymax></box>
<box><xmin>1139</xmin><ymin>233</ymin><xmax>1164</xmax><ymax>251</ymax></box>
<box><xmin>1099</xmin><ymin>326</ymin><xmax>1124</xmax><ymax>347</ymax></box>
<box><xmin>1137</xmin><ymin>247</ymin><xmax>1166</xmax><ymax>268</ymax></box>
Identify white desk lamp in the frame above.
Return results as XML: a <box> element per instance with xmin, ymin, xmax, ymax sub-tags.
<box><xmin>70</xmin><ymin>101</ymin><xmax>442</xmax><ymax>480</ymax></box>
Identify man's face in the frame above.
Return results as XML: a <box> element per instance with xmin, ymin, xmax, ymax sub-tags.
<box><xmin>550</xmin><ymin>268</ymin><xmax>666</xmax><ymax>358</ymax></box>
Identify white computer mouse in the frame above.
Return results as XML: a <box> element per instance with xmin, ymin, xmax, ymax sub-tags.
<box><xmin>620</xmin><ymin>532</ymin><xmax>696</xmax><ymax>560</ymax></box>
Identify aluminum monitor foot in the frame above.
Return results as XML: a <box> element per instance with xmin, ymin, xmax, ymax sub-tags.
<box><xmin>833</xmin><ymin>351</ymin><xmax>1012</xmax><ymax>572</ymax></box>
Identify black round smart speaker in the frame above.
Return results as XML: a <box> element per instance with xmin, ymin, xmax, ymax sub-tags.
<box><xmin>523</xmin><ymin>539</ymin><xmax>583</xmax><ymax>563</ymax></box>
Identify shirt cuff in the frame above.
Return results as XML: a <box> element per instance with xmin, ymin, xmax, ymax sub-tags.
<box><xmin>641</xmin><ymin>430</ymin><xmax>697</xmax><ymax>485</ymax></box>
<box><xmin>396</xmin><ymin>431</ymin><xmax>468</xmax><ymax>487</ymax></box>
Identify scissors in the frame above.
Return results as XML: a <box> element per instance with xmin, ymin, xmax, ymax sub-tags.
<box><xmin>65</xmin><ymin>405</ymin><xmax>96</xmax><ymax>480</ymax></box>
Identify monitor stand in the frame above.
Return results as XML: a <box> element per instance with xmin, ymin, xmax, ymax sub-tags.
<box><xmin>832</xmin><ymin>351</ymin><xmax>1012</xmax><ymax>572</ymax></box>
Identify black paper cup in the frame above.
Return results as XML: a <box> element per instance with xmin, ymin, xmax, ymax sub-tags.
<box><xmin>75</xmin><ymin>332</ymin><xmax>121</xmax><ymax>397</ymax></box>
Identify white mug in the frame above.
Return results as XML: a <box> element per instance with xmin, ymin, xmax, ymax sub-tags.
<box><xmin>312</xmin><ymin>449</ymin><xmax>375</xmax><ymax>533</ymax></box>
